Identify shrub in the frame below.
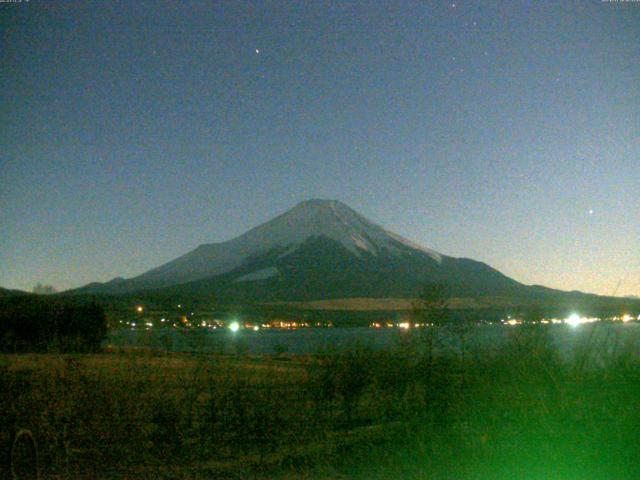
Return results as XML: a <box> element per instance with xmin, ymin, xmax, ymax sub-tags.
<box><xmin>0</xmin><ymin>297</ymin><xmax>107</xmax><ymax>352</ymax></box>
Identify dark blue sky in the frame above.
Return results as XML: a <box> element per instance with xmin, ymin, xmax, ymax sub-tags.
<box><xmin>1</xmin><ymin>0</ymin><xmax>639</xmax><ymax>295</ymax></box>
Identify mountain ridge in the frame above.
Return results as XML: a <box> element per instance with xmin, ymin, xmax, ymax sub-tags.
<box><xmin>80</xmin><ymin>199</ymin><xmax>450</xmax><ymax>293</ymax></box>
<box><xmin>67</xmin><ymin>200</ymin><xmax>632</xmax><ymax>309</ymax></box>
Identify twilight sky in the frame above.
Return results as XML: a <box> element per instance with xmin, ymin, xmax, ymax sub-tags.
<box><xmin>1</xmin><ymin>0</ymin><xmax>639</xmax><ymax>296</ymax></box>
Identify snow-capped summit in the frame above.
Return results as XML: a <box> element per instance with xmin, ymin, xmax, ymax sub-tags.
<box><xmin>232</xmin><ymin>199</ymin><xmax>442</xmax><ymax>260</ymax></box>
<box><xmin>129</xmin><ymin>199</ymin><xmax>442</xmax><ymax>288</ymax></box>
<box><xmin>75</xmin><ymin>199</ymin><xmax>524</xmax><ymax>300</ymax></box>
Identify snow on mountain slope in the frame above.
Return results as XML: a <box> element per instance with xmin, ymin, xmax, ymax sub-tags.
<box><xmin>233</xmin><ymin>267</ymin><xmax>280</xmax><ymax>283</ymax></box>
<box><xmin>130</xmin><ymin>199</ymin><xmax>443</xmax><ymax>288</ymax></box>
<box><xmin>70</xmin><ymin>199</ymin><xmax>638</xmax><ymax>305</ymax></box>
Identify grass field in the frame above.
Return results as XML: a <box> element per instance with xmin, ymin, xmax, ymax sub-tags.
<box><xmin>2</xmin><ymin>324</ymin><xmax>640</xmax><ymax>479</ymax></box>
<box><xmin>265</xmin><ymin>296</ymin><xmax>523</xmax><ymax>311</ymax></box>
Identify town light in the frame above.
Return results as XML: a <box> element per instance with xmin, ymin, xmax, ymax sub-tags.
<box><xmin>229</xmin><ymin>321</ymin><xmax>240</xmax><ymax>332</ymax></box>
<box><xmin>566</xmin><ymin>313</ymin><xmax>581</xmax><ymax>327</ymax></box>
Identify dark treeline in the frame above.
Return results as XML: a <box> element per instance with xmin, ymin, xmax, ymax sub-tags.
<box><xmin>0</xmin><ymin>296</ymin><xmax>107</xmax><ymax>352</ymax></box>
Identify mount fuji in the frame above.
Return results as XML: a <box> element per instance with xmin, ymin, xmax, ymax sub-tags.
<box><xmin>75</xmin><ymin>199</ymin><xmax>536</xmax><ymax>301</ymax></box>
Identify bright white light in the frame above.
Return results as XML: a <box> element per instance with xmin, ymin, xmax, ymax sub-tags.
<box><xmin>566</xmin><ymin>314</ymin><xmax>582</xmax><ymax>327</ymax></box>
<box><xmin>622</xmin><ymin>314</ymin><xmax>633</xmax><ymax>323</ymax></box>
<box><xmin>398</xmin><ymin>322</ymin><xmax>410</xmax><ymax>329</ymax></box>
<box><xmin>229</xmin><ymin>321</ymin><xmax>240</xmax><ymax>332</ymax></box>
<box><xmin>253</xmin><ymin>326</ymin><xmax>259</xmax><ymax>331</ymax></box>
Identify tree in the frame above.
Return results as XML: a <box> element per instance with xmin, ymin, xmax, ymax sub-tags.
<box><xmin>413</xmin><ymin>283</ymin><xmax>451</xmax><ymax>325</ymax></box>
<box><xmin>413</xmin><ymin>283</ymin><xmax>451</xmax><ymax>366</ymax></box>
<box><xmin>59</xmin><ymin>302</ymin><xmax>108</xmax><ymax>352</ymax></box>
<box><xmin>0</xmin><ymin>297</ymin><xmax>107</xmax><ymax>352</ymax></box>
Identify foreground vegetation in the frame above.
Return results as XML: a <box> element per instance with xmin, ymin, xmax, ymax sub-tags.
<box><xmin>1</xmin><ymin>323</ymin><xmax>640</xmax><ymax>479</ymax></box>
<box><xmin>0</xmin><ymin>296</ymin><xmax>107</xmax><ymax>353</ymax></box>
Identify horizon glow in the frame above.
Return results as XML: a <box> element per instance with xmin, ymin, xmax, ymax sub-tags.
<box><xmin>1</xmin><ymin>2</ymin><xmax>638</xmax><ymax>296</ymax></box>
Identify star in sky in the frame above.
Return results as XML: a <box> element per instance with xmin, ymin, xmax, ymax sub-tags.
<box><xmin>1</xmin><ymin>1</ymin><xmax>638</xmax><ymax>297</ymax></box>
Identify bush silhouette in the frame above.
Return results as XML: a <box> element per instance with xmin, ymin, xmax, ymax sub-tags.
<box><xmin>0</xmin><ymin>297</ymin><xmax>107</xmax><ymax>352</ymax></box>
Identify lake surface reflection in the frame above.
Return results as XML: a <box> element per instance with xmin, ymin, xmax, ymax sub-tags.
<box><xmin>108</xmin><ymin>322</ymin><xmax>640</xmax><ymax>357</ymax></box>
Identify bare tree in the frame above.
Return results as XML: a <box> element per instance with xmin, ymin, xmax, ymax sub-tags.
<box><xmin>413</xmin><ymin>283</ymin><xmax>451</xmax><ymax>365</ymax></box>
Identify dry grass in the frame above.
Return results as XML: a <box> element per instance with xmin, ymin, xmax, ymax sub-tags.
<box><xmin>265</xmin><ymin>297</ymin><xmax>486</xmax><ymax>311</ymax></box>
<box><xmin>2</xmin><ymin>324</ymin><xmax>640</xmax><ymax>479</ymax></box>
<box><xmin>264</xmin><ymin>295</ymin><xmax>547</xmax><ymax>311</ymax></box>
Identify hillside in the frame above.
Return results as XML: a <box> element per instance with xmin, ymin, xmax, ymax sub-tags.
<box><xmin>67</xmin><ymin>200</ymin><xmax>639</xmax><ymax>312</ymax></box>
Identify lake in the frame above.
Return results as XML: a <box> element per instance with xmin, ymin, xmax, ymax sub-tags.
<box><xmin>107</xmin><ymin>322</ymin><xmax>640</xmax><ymax>357</ymax></box>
